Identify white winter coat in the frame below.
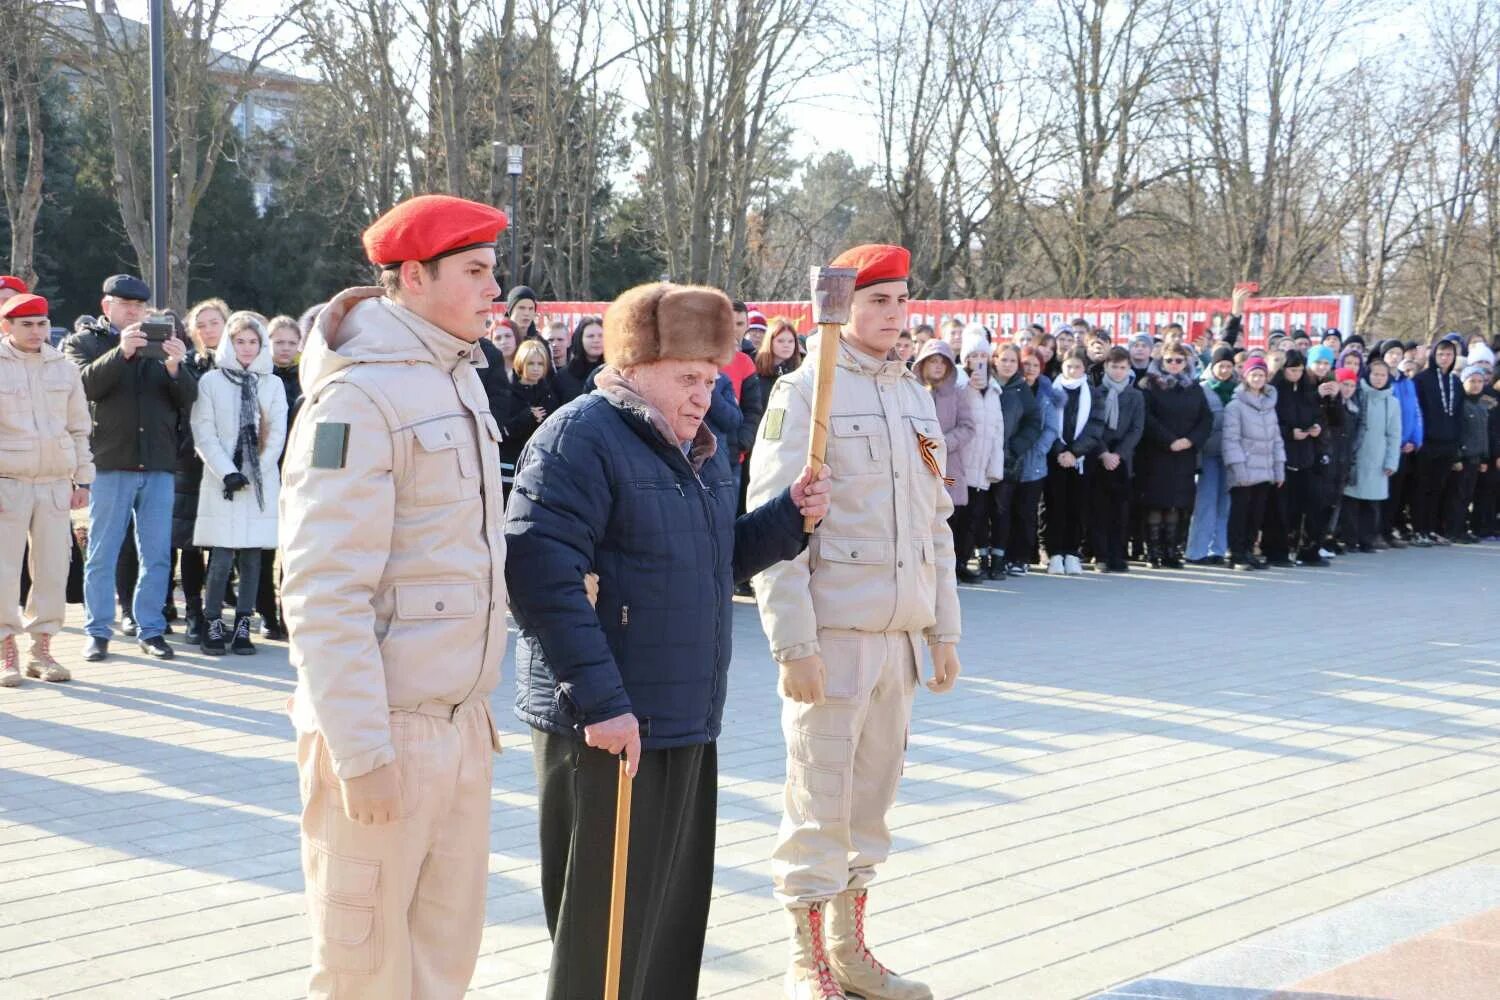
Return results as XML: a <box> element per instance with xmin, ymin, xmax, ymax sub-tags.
<box><xmin>191</xmin><ymin>334</ymin><xmax>287</xmax><ymax>549</ymax></box>
<box><xmin>960</xmin><ymin>377</ymin><xmax>1007</xmax><ymax>489</ymax></box>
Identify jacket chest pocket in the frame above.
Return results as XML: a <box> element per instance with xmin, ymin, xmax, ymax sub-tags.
<box><xmin>406</xmin><ymin>416</ymin><xmax>482</xmax><ymax>507</ymax></box>
<box><xmin>829</xmin><ymin>414</ymin><xmax>886</xmax><ymax>477</ymax></box>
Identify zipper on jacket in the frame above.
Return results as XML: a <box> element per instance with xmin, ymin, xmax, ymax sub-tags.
<box><xmin>694</xmin><ymin>467</ymin><xmax>723</xmax><ymax>731</ymax></box>
<box><xmin>620</xmin><ymin>604</ymin><xmax>630</xmax><ymax>626</ymax></box>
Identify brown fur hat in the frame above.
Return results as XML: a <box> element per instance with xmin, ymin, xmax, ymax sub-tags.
<box><xmin>603</xmin><ymin>282</ymin><xmax>737</xmax><ymax>370</ymax></box>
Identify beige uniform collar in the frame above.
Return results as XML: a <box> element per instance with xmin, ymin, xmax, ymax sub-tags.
<box><xmin>836</xmin><ymin>338</ymin><xmax>911</xmax><ymax>383</ymax></box>
<box><xmin>380</xmin><ymin>298</ymin><xmax>489</xmax><ymax>374</ymax></box>
<box><xmin>0</xmin><ymin>338</ymin><xmax>59</xmax><ymax>363</ymax></box>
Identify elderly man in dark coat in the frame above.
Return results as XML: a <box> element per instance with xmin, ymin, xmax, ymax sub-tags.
<box><xmin>504</xmin><ymin>282</ymin><xmax>831</xmax><ymax>1000</ymax></box>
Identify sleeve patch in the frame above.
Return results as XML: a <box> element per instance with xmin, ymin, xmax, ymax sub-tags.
<box><xmin>310</xmin><ymin>422</ymin><xmax>351</xmax><ymax>469</ymax></box>
<box><xmin>763</xmin><ymin>409</ymin><xmax>785</xmax><ymax>441</ymax></box>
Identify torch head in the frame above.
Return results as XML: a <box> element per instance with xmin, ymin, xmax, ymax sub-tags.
<box><xmin>810</xmin><ymin>266</ymin><xmax>858</xmax><ymax>326</ymax></box>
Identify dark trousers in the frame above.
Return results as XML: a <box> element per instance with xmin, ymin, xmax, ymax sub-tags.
<box><xmin>1044</xmin><ymin>465</ymin><xmax>1088</xmax><ymax>558</ymax></box>
<box><xmin>205</xmin><ymin>547</ymin><xmax>260</xmax><ymax>621</ymax></box>
<box><xmin>1228</xmin><ymin>483</ymin><xmax>1271</xmax><ymax>557</ymax></box>
<box><xmin>1475</xmin><ymin>463</ymin><xmax>1500</xmax><ymax>536</ymax></box>
<box><xmin>1382</xmin><ymin>450</ymin><xmax>1415</xmax><ymax>537</ymax></box>
<box><xmin>955</xmin><ymin>484</ymin><xmax>1007</xmax><ymax>566</ymax></box>
<box><xmin>1447</xmin><ymin>461</ymin><xmax>1482</xmax><ymax>538</ymax></box>
<box><xmin>1414</xmin><ymin>450</ymin><xmax>1458</xmax><ymax>536</ymax></box>
<box><xmin>1005</xmin><ymin>479</ymin><xmax>1044</xmax><ymax>565</ymax></box>
<box><xmin>255</xmin><ymin>548</ymin><xmax>281</xmax><ymax>625</ymax></box>
<box><xmin>1087</xmin><ymin>464</ymin><xmax>1131</xmax><ymax>566</ymax></box>
<box><xmin>533</xmin><ymin>730</ymin><xmax>717</xmax><ymax>1000</ymax></box>
<box><xmin>179</xmin><ymin>546</ymin><xmax>207</xmax><ymax>615</ymax></box>
<box><xmin>1345</xmin><ymin>498</ymin><xmax>1381</xmax><ymax>548</ymax></box>
<box><xmin>1277</xmin><ymin>466</ymin><xmax>1326</xmax><ymax>557</ymax></box>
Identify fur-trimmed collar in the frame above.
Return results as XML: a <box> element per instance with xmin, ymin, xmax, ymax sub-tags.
<box><xmin>594</xmin><ymin>366</ymin><xmax>718</xmax><ymax>472</ymax></box>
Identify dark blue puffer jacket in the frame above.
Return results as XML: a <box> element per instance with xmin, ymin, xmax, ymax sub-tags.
<box><xmin>504</xmin><ymin>388</ymin><xmax>806</xmax><ymax>749</ymax></box>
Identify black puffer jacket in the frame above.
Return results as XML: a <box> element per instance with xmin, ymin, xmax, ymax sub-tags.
<box><xmin>997</xmin><ymin>372</ymin><xmax>1042</xmax><ymax>479</ymax></box>
<box><xmin>500</xmin><ymin>374</ymin><xmax>562</xmax><ymax>467</ymax></box>
<box><xmin>1273</xmin><ymin>371</ymin><xmax>1323</xmax><ymax>470</ymax></box>
<box><xmin>63</xmin><ymin>321</ymin><xmax>198</xmax><ymax>472</ymax></box>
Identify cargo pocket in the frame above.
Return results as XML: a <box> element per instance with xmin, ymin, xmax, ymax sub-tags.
<box><xmin>407</xmin><ymin>416</ymin><xmax>481</xmax><ymax>507</ymax></box>
<box><xmin>829</xmin><ymin>414</ymin><xmax>886</xmax><ymax>476</ymax></box>
<box><xmin>786</xmin><ymin>726</ymin><xmax>852</xmax><ymax>825</ymax></box>
<box><xmin>394</xmin><ymin>581</ymin><xmax>478</xmax><ymax>620</ymax></box>
<box><xmin>819</xmin><ymin>637</ymin><xmax>865</xmax><ymax>702</ymax></box>
<box><xmin>304</xmin><ymin>842</ymin><xmax>382</xmax><ymax>976</ymax></box>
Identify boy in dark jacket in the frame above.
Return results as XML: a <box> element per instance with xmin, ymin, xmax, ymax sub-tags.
<box><xmin>1452</xmin><ymin>365</ymin><xmax>1492</xmax><ymax>542</ymax></box>
<box><xmin>1088</xmin><ymin>347</ymin><xmax>1145</xmax><ymax>572</ymax></box>
<box><xmin>1266</xmin><ymin>351</ymin><xmax>1323</xmax><ymax>566</ymax></box>
<box><xmin>1413</xmin><ymin>337</ymin><xmax>1465</xmax><ymax>543</ymax></box>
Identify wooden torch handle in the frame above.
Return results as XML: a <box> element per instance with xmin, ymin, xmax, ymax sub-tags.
<box><xmin>804</xmin><ymin>322</ymin><xmax>842</xmax><ymax>532</ymax></box>
<box><xmin>603</xmin><ymin>756</ymin><xmax>633</xmax><ymax>1000</ymax></box>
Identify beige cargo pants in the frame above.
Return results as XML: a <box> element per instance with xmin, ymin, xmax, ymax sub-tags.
<box><xmin>0</xmin><ymin>479</ymin><xmax>73</xmax><ymax>642</ymax></box>
<box><xmin>774</xmin><ymin>629</ymin><xmax>919</xmax><ymax>906</ymax></box>
<box><xmin>297</xmin><ymin>698</ymin><xmax>500</xmax><ymax>1000</ymax></box>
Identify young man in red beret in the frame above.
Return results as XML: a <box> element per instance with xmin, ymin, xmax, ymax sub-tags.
<box><xmin>0</xmin><ymin>294</ymin><xmax>93</xmax><ymax>687</ymax></box>
<box><xmin>279</xmin><ymin>194</ymin><xmax>511</xmax><ymax>999</ymax></box>
<box><xmin>749</xmin><ymin>244</ymin><xmax>962</xmax><ymax>1000</ymax></box>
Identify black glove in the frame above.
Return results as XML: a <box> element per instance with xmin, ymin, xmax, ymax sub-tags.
<box><xmin>222</xmin><ymin>472</ymin><xmax>249</xmax><ymax>500</ymax></box>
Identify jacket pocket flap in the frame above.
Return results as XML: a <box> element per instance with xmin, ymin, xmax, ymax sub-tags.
<box><xmin>830</xmin><ymin>414</ymin><xmax>880</xmax><ymax>437</ymax></box>
<box><xmin>905</xmin><ymin>415</ymin><xmax>943</xmax><ymax>438</ymax></box>
<box><xmin>818</xmin><ymin>536</ymin><xmax>891</xmax><ymax>565</ymax></box>
<box><xmin>395</xmin><ymin>581</ymin><xmax>478</xmax><ymax>620</ymax></box>
<box><xmin>411</xmin><ymin>418</ymin><xmax>465</xmax><ymax>452</ymax></box>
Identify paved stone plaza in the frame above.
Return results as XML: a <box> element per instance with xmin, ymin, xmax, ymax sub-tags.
<box><xmin>2</xmin><ymin>543</ymin><xmax>1499</xmax><ymax>999</ymax></box>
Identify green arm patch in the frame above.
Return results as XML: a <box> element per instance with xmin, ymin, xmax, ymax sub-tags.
<box><xmin>762</xmin><ymin>408</ymin><xmax>786</xmax><ymax>441</ymax></box>
<box><xmin>310</xmin><ymin>422</ymin><xmax>351</xmax><ymax>469</ymax></box>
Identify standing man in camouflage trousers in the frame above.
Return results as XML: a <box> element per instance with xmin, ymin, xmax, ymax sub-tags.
<box><xmin>748</xmin><ymin>244</ymin><xmax>962</xmax><ymax>1000</ymax></box>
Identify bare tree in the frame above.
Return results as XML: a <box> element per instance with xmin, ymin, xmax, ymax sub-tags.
<box><xmin>0</xmin><ymin>0</ymin><xmax>58</xmax><ymax>286</ymax></box>
<box><xmin>73</xmin><ymin>0</ymin><xmax>300</xmax><ymax>310</ymax></box>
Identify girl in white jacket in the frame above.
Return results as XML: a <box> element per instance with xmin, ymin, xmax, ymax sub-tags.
<box><xmin>190</xmin><ymin>312</ymin><xmax>287</xmax><ymax>655</ymax></box>
<box><xmin>956</xmin><ymin>331</ymin><xmax>1007</xmax><ymax>580</ymax></box>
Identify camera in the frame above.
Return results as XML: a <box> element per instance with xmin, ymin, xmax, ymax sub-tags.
<box><xmin>138</xmin><ymin>315</ymin><xmax>174</xmax><ymax>362</ymax></box>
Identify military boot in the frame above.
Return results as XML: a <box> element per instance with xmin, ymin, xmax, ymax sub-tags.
<box><xmin>826</xmin><ymin>889</ymin><xmax>932</xmax><ymax>1000</ymax></box>
<box><xmin>784</xmin><ymin>903</ymin><xmax>848</xmax><ymax>999</ymax></box>
<box><xmin>25</xmin><ymin>633</ymin><xmax>70</xmax><ymax>682</ymax></box>
<box><xmin>1</xmin><ymin>636</ymin><xmax>21</xmax><ymax>688</ymax></box>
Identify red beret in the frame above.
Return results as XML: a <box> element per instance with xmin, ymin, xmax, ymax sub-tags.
<box><xmin>831</xmin><ymin>244</ymin><xmax>911</xmax><ymax>290</ymax></box>
<box><xmin>0</xmin><ymin>293</ymin><xmax>48</xmax><ymax>320</ymax></box>
<box><xmin>0</xmin><ymin>275</ymin><xmax>28</xmax><ymax>295</ymax></box>
<box><xmin>362</xmin><ymin>195</ymin><xmax>509</xmax><ymax>268</ymax></box>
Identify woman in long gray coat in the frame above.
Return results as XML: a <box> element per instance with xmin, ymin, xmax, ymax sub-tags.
<box><xmin>1222</xmin><ymin>357</ymin><xmax>1285</xmax><ymax>570</ymax></box>
<box><xmin>1343</xmin><ymin>358</ymin><xmax>1402</xmax><ymax>552</ymax></box>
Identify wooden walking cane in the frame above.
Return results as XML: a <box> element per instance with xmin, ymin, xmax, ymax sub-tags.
<box><xmin>603</xmin><ymin>752</ymin><xmax>633</xmax><ymax>1000</ymax></box>
<box><xmin>804</xmin><ymin>266</ymin><xmax>860</xmax><ymax>532</ymax></box>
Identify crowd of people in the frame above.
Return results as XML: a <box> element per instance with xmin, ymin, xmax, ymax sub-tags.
<box><xmin>900</xmin><ymin>294</ymin><xmax>1499</xmax><ymax>579</ymax></box>
<box><xmin>1</xmin><ymin>270</ymin><xmax>1496</xmax><ymax>688</ymax></box>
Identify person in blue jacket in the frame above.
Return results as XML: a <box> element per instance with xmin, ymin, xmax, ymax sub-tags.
<box><xmin>1003</xmin><ymin>345</ymin><xmax>1058</xmax><ymax>574</ymax></box>
<box><xmin>503</xmin><ymin>281</ymin><xmax>830</xmax><ymax>1000</ymax></box>
<box><xmin>1374</xmin><ymin>339</ymin><xmax>1423</xmax><ymax>546</ymax></box>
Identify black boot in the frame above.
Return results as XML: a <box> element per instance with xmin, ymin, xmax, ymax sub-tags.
<box><xmin>185</xmin><ymin>611</ymin><xmax>204</xmax><ymax>645</ymax></box>
<box><xmin>201</xmin><ymin>618</ymin><xmax>227</xmax><ymax>656</ymax></box>
<box><xmin>985</xmin><ymin>551</ymin><xmax>1004</xmax><ymax>580</ymax></box>
<box><xmin>1147</xmin><ymin>522</ymin><xmax>1165</xmax><ymax>568</ymax></box>
<box><xmin>231</xmin><ymin>615</ymin><xmax>256</xmax><ymax>656</ymax></box>
<box><xmin>1162</xmin><ymin>517</ymin><xmax>1185</xmax><ymax>569</ymax></box>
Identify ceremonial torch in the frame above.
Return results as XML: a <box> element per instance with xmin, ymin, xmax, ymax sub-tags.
<box><xmin>803</xmin><ymin>266</ymin><xmax>859</xmax><ymax>532</ymax></box>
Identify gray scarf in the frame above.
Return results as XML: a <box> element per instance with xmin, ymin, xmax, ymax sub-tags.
<box><xmin>1100</xmin><ymin>371</ymin><xmax>1132</xmax><ymax>431</ymax></box>
<box><xmin>221</xmin><ymin>367</ymin><xmax>264</xmax><ymax>510</ymax></box>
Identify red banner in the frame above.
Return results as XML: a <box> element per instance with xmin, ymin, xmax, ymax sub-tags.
<box><xmin>526</xmin><ymin>295</ymin><xmax>1352</xmax><ymax>349</ymax></box>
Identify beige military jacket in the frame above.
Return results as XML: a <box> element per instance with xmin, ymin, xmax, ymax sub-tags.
<box><xmin>0</xmin><ymin>339</ymin><xmax>94</xmax><ymax>486</ymax></box>
<box><xmin>280</xmin><ymin>290</ymin><xmax>506</xmax><ymax>780</ymax></box>
<box><xmin>747</xmin><ymin>338</ymin><xmax>960</xmax><ymax>666</ymax></box>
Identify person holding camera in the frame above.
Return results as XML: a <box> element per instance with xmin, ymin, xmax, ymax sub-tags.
<box><xmin>63</xmin><ymin>274</ymin><xmax>196</xmax><ymax>661</ymax></box>
<box><xmin>190</xmin><ymin>312</ymin><xmax>286</xmax><ymax>656</ymax></box>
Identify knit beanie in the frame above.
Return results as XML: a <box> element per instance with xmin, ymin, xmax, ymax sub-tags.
<box><xmin>1307</xmin><ymin>345</ymin><xmax>1336</xmax><ymax>366</ymax></box>
<box><xmin>1461</xmin><ymin>364</ymin><xmax>1487</xmax><ymax>383</ymax></box>
<box><xmin>1335</xmin><ymin>367</ymin><xmax>1357</xmax><ymax>383</ymax></box>
<box><xmin>1210</xmin><ymin>346</ymin><xmax>1236</xmax><ymax>366</ymax></box>
<box><xmin>506</xmin><ymin>285</ymin><xmax>538</xmax><ymax>311</ymax></box>
<box><xmin>1243</xmin><ymin>357</ymin><xmax>1268</xmax><ymax>374</ymax></box>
